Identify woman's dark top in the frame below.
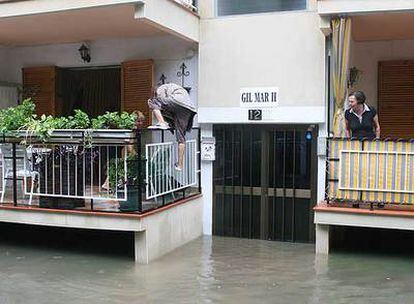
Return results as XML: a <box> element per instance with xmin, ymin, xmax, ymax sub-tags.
<box><xmin>345</xmin><ymin>105</ymin><xmax>377</xmax><ymax>139</ymax></box>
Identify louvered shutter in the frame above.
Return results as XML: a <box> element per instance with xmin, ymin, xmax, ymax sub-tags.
<box><xmin>22</xmin><ymin>66</ymin><xmax>57</xmax><ymax>116</ymax></box>
<box><xmin>121</xmin><ymin>59</ymin><xmax>154</xmax><ymax>127</ymax></box>
<box><xmin>378</xmin><ymin>60</ymin><xmax>414</xmax><ymax>139</ymax></box>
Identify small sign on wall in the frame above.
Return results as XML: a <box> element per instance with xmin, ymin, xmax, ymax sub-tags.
<box><xmin>248</xmin><ymin>109</ymin><xmax>262</xmax><ymax>121</ymax></box>
<box><xmin>201</xmin><ymin>137</ymin><xmax>216</xmax><ymax>161</ymax></box>
<box><xmin>240</xmin><ymin>87</ymin><xmax>279</xmax><ymax>108</ymax></box>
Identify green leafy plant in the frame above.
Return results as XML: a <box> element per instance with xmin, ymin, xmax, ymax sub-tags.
<box><xmin>108</xmin><ymin>154</ymin><xmax>143</xmax><ymax>189</ymax></box>
<box><xmin>24</xmin><ymin>114</ymin><xmax>60</xmax><ymax>141</ymax></box>
<box><xmin>91</xmin><ymin>111</ymin><xmax>138</xmax><ymax>130</ymax></box>
<box><xmin>0</xmin><ymin>100</ymin><xmax>140</xmax><ymax>144</ymax></box>
<box><xmin>0</xmin><ymin>99</ymin><xmax>36</xmax><ymax>134</ymax></box>
<box><xmin>66</xmin><ymin>109</ymin><xmax>91</xmax><ymax>129</ymax></box>
<box><xmin>23</xmin><ymin>109</ymin><xmax>91</xmax><ymax>142</ymax></box>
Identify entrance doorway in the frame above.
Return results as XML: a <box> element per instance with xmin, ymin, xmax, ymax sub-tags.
<box><xmin>58</xmin><ymin>66</ymin><xmax>121</xmax><ymax>117</ymax></box>
<box><xmin>22</xmin><ymin>59</ymin><xmax>153</xmax><ymax>123</ymax></box>
<box><xmin>212</xmin><ymin>125</ymin><xmax>317</xmax><ymax>243</ymax></box>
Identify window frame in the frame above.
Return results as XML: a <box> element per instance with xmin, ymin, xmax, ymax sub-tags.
<box><xmin>214</xmin><ymin>0</ymin><xmax>309</xmax><ymax>17</ymax></box>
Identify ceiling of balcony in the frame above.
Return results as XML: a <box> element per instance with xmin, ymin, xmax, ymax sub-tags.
<box><xmin>0</xmin><ymin>4</ymin><xmax>166</xmax><ymax>46</ymax></box>
<box><xmin>352</xmin><ymin>12</ymin><xmax>414</xmax><ymax>41</ymax></box>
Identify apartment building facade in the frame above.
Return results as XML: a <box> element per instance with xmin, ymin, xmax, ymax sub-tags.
<box><xmin>0</xmin><ymin>0</ymin><xmax>413</xmax><ymax>259</ymax></box>
<box><xmin>199</xmin><ymin>0</ymin><xmax>414</xmax><ymax>250</ymax></box>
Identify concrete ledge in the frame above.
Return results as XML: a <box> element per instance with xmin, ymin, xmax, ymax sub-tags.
<box><xmin>314</xmin><ymin>206</ymin><xmax>414</xmax><ymax>254</ymax></box>
<box><xmin>135</xmin><ymin>0</ymin><xmax>199</xmax><ymax>42</ymax></box>
<box><xmin>318</xmin><ymin>0</ymin><xmax>414</xmax><ymax>16</ymax></box>
<box><xmin>0</xmin><ymin>194</ymin><xmax>203</xmax><ymax>263</ymax></box>
<box><xmin>0</xmin><ymin>206</ymin><xmax>144</xmax><ymax>232</ymax></box>
<box><xmin>0</xmin><ymin>0</ymin><xmax>142</xmax><ymax>18</ymax></box>
<box><xmin>136</xmin><ymin>195</ymin><xmax>203</xmax><ymax>263</ymax></box>
<box><xmin>198</xmin><ymin>106</ymin><xmax>326</xmax><ymax>124</ymax></box>
<box><xmin>315</xmin><ymin>206</ymin><xmax>414</xmax><ymax>230</ymax></box>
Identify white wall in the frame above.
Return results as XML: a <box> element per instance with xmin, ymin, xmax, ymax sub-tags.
<box><xmin>198</xmin><ymin>9</ymin><xmax>326</xmax><ymax>233</ymax></box>
<box><xmin>0</xmin><ymin>46</ymin><xmax>19</xmax><ymax>108</ymax></box>
<box><xmin>0</xmin><ymin>0</ymin><xmax>140</xmax><ymax>18</ymax></box>
<box><xmin>351</xmin><ymin>38</ymin><xmax>414</xmax><ymax>109</ymax></box>
<box><xmin>318</xmin><ymin>0</ymin><xmax>414</xmax><ymax>15</ymax></box>
<box><xmin>1</xmin><ymin>35</ymin><xmax>198</xmax><ymax>107</ymax></box>
<box><xmin>0</xmin><ymin>46</ymin><xmax>7</xmax><ymax>79</ymax></box>
<box><xmin>198</xmin><ymin>11</ymin><xmax>325</xmax><ymax>124</ymax></box>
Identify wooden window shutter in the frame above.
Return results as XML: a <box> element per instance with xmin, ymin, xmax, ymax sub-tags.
<box><xmin>378</xmin><ymin>60</ymin><xmax>414</xmax><ymax>139</ymax></box>
<box><xmin>121</xmin><ymin>59</ymin><xmax>154</xmax><ymax>127</ymax></box>
<box><xmin>22</xmin><ymin>66</ymin><xmax>57</xmax><ymax>116</ymax></box>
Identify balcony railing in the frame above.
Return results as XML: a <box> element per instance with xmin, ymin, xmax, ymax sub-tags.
<box><xmin>0</xmin><ymin>128</ymin><xmax>201</xmax><ymax>213</ymax></box>
<box><xmin>175</xmin><ymin>0</ymin><xmax>198</xmax><ymax>12</ymax></box>
<box><xmin>326</xmin><ymin>137</ymin><xmax>414</xmax><ymax>208</ymax></box>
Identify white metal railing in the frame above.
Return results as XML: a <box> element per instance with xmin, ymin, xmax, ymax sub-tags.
<box><xmin>15</xmin><ymin>144</ymin><xmax>129</xmax><ymax>203</ymax></box>
<box><xmin>27</xmin><ymin>144</ymin><xmax>128</xmax><ymax>201</ymax></box>
<box><xmin>339</xmin><ymin>150</ymin><xmax>414</xmax><ymax>194</ymax></box>
<box><xmin>145</xmin><ymin>140</ymin><xmax>197</xmax><ymax>200</ymax></box>
<box><xmin>0</xmin><ymin>129</ymin><xmax>201</xmax><ymax>209</ymax></box>
<box><xmin>327</xmin><ymin>138</ymin><xmax>414</xmax><ymax>205</ymax></box>
<box><xmin>175</xmin><ymin>0</ymin><xmax>197</xmax><ymax>11</ymax></box>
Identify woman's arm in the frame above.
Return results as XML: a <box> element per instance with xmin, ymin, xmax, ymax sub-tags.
<box><xmin>373</xmin><ymin>115</ymin><xmax>380</xmax><ymax>139</ymax></box>
<box><xmin>344</xmin><ymin>119</ymin><xmax>351</xmax><ymax>138</ymax></box>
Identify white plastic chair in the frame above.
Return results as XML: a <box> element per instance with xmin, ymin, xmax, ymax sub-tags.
<box><xmin>0</xmin><ymin>144</ymin><xmax>39</xmax><ymax>205</ymax></box>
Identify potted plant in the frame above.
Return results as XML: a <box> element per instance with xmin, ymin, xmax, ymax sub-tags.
<box><xmin>108</xmin><ymin>154</ymin><xmax>144</xmax><ymax>212</ymax></box>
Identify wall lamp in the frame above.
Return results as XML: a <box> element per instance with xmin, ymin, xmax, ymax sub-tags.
<box><xmin>79</xmin><ymin>43</ymin><xmax>91</xmax><ymax>63</ymax></box>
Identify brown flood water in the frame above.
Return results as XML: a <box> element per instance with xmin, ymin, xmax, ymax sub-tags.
<box><xmin>1</xmin><ymin>235</ymin><xmax>414</xmax><ymax>304</ymax></box>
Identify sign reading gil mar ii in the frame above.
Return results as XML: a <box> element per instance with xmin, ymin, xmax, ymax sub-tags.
<box><xmin>240</xmin><ymin>87</ymin><xmax>279</xmax><ymax>108</ymax></box>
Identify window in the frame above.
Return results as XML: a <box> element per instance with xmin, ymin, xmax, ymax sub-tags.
<box><xmin>217</xmin><ymin>0</ymin><xmax>307</xmax><ymax>16</ymax></box>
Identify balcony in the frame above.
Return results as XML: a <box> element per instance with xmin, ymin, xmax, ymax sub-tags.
<box><xmin>0</xmin><ymin>128</ymin><xmax>201</xmax><ymax>214</ymax></box>
<box><xmin>0</xmin><ymin>126</ymin><xmax>203</xmax><ymax>263</ymax></box>
<box><xmin>313</xmin><ymin>136</ymin><xmax>414</xmax><ymax>254</ymax></box>
<box><xmin>325</xmin><ymin>137</ymin><xmax>414</xmax><ymax>210</ymax></box>
<box><xmin>174</xmin><ymin>0</ymin><xmax>198</xmax><ymax>12</ymax></box>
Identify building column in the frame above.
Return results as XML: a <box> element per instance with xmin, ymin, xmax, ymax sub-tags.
<box><xmin>134</xmin><ymin>230</ymin><xmax>149</xmax><ymax>264</ymax></box>
<box><xmin>201</xmin><ymin>123</ymin><xmax>213</xmax><ymax>235</ymax></box>
<box><xmin>315</xmin><ymin>224</ymin><xmax>330</xmax><ymax>254</ymax></box>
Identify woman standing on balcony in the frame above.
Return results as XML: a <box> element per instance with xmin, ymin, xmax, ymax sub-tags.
<box><xmin>345</xmin><ymin>91</ymin><xmax>380</xmax><ymax>139</ymax></box>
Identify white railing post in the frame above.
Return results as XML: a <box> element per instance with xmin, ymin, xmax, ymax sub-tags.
<box><xmin>145</xmin><ymin>140</ymin><xmax>197</xmax><ymax>200</ymax></box>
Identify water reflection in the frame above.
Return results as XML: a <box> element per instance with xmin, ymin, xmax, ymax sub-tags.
<box><xmin>1</xmin><ymin>236</ymin><xmax>414</xmax><ymax>303</ymax></box>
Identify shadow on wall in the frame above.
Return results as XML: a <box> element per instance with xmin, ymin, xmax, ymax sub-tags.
<box><xmin>0</xmin><ymin>84</ymin><xmax>19</xmax><ymax>109</ymax></box>
<box><xmin>331</xmin><ymin>226</ymin><xmax>414</xmax><ymax>255</ymax></box>
<box><xmin>0</xmin><ymin>222</ymin><xmax>135</xmax><ymax>258</ymax></box>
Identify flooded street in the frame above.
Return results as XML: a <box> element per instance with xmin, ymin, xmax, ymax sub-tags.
<box><xmin>1</xmin><ymin>236</ymin><xmax>414</xmax><ymax>304</ymax></box>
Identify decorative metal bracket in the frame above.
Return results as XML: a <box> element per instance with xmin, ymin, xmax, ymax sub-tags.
<box><xmin>158</xmin><ymin>74</ymin><xmax>167</xmax><ymax>86</ymax></box>
<box><xmin>177</xmin><ymin>62</ymin><xmax>191</xmax><ymax>93</ymax></box>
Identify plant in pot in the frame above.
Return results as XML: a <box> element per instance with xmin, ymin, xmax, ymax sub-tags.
<box><xmin>108</xmin><ymin>153</ymin><xmax>144</xmax><ymax>212</ymax></box>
